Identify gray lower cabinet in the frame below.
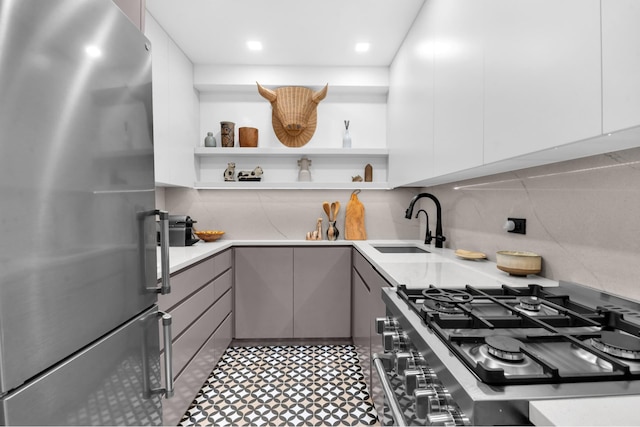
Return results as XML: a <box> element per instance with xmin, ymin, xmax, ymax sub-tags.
<box><xmin>235</xmin><ymin>246</ymin><xmax>351</xmax><ymax>339</ymax></box>
<box><xmin>293</xmin><ymin>247</ymin><xmax>351</xmax><ymax>338</ymax></box>
<box><xmin>235</xmin><ymin>247</ymin><xmax>294</xmax><ymax>339</ymax></box>
<box><xmin>352</xmin><ymin>268</ymin><xmax>372</xmax><ymax>387</ymax></box>
<box><xmin>352</xmin><ymin>248</ymin><xmax>390</xmax><ymax>418</ymax></box>
<box><xmin>159</xmin><ymin>249</ymin><xmax>233</xmax><ymax>426</ymax></box>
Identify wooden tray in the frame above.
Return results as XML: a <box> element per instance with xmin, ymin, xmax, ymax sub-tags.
<box><xmin>455</xmin><ymin>249</ymin><xmax>487</xmax><ymax>260</ymax></box>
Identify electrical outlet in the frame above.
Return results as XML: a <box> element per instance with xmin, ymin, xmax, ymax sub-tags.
<box><xmin>508</xmin><ymin>218</ymin><xmax>526</xmax><ymax>234</ymax></box>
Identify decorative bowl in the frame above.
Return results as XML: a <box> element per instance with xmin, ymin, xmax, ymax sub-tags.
<box><xmin>496</xmin><ymin>251</ymin><xmax>541</xmax><ymax>276</ymax></box>
<box><xmin>194</xmin><ymin>230</ymin><xmax>225</xmax><ymax>242</ymax></box>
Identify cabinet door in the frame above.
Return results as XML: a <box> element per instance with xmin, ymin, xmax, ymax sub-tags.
<box><xmin>293</xmin><ymin>247</ymin><xmax>351</xmax><ymax>338</ymax></box>
<box><xmin>235</xmin><ymin>247</ymin><xmax>294</xmax><ymax>339</ymax></box>
<box><xmin>602</xmin><ymin>0</ymin><xmax>640</xmax><ymax>133</ymax></box>
<box><xmin>433</xmin><ymin>0</ymin><xmax>484</xmax><ymax>176</ymax></box>
<box><xmin>387</xmin><ymin>0</ymin><xmax>437</xmax><ymax>187</ymax></box>
<box><xmin>483</xmin><ymin>0</ymin><xmax>601</xmax><ymax>163</ymax></box>
<box><xmin>144</xmin><ymin>15</ymin><xmax>198</xmax><ymax>187</ymax></box>
<box><xmin>352</xmin><ymin>269</ymin><xmax>371</xmax><ymax>389</ymax></box>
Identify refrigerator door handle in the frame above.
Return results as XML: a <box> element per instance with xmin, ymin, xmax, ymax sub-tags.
<box><xmin>138</xmin><ymin>209</ymin><xmax>171</xmax><ymax>295</ymax></box>
<box><xmin>156</xmin><ymin>210</ymin><xmax>171</xmax><ymax>295</ymax></box>
<box><xmin>157</xmin><ymin>311</ymin><xmax>174</xmax><ymax>398</ymax></box>
<box><xmin>143</xmin><ymin>311</ymin><xmax>174</xmax><ymax>399</ymax></box>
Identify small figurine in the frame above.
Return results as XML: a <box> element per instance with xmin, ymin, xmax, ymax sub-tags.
<box><xmin>364</xmin><ymin>163</ymin><xmax>373</xmax><ymax>182</ymax></box>
<box><xmin>237</xmin><ymin>166</ymin><xmax>264</xmax><ymax>181</ymax></box>
<box><xmin>297</xmin><ymin>156</ymin><xmax>312</xmax><ymax>182</ymax></box>
<box><xmin>224</xmin><ymin>162</ymin><xmax>236</xmax><ymax>181</ymax></box>
<box><xmin>352</xmin><ymin>175</ymin><xmax>363</xmax><ymax>182</ymax></box>
<box><xmin>305</xmin><ymin>218</ymin><xmax>323</xmax><ymax>240</ymax></box>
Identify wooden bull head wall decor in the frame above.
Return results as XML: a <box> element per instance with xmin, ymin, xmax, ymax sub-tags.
<box><xmin>257</xmin><ymin>82</ymin><xmax>329</xmax><ymax>147</ymax></box>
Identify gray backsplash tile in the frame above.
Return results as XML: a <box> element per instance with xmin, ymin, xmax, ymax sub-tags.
<box><xmin>161</xmin><ymin>146</ymin><xmax>640</xmax><ymax>301</ymax></box>
<box><xmin>424</xmin><ymin>146</ymin><xmax>640</xmax><ymax>302</ymax></box>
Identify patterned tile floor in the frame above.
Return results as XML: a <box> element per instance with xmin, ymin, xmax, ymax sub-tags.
<box><xmin>179</xmin><ymin>344</ymin><xmax>379</xmax><ymax>426</ymax></box>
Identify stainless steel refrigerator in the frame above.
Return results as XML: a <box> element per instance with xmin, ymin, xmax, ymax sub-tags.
<box><xmin>0</xmin><ymin>0</ymin><xmax>173</xmax><ymax>424</ymax></box>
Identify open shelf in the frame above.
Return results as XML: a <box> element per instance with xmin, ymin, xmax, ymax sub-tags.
<box><xmin>193</xmin><ymin>181</ymin><xmax>391</xmax><ymax>190</ymax></box>
<box><xmin>194</xmin><ymin>147</ymin><xmax>390</xmax><ymax>190</ymax></box>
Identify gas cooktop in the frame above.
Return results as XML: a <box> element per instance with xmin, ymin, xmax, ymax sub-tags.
<box><xmin>396</xmin><ymin>283</ymin><xmax>640</xmax><ymax>386</ymax></box>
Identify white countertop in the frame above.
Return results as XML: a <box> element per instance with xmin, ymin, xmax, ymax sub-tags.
<box><xmin>156</xmin><ymin>239</ymin><xmax>638</xmax><ymax>425</ymax></box>
<box><xmin>158</xmin><ymin>238</ymin><xmax>558</xmax><ymax>289</ymax></box>
<box><xmin>530</xmin><ymin>395</ymin><xmax>640</xmax><ymax>426</ymax></box>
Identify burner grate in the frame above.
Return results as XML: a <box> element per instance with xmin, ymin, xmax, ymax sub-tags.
<box><xmin>396</xmin><ymin>284</ymin><xmax>640</xmax><ymax>385</ymax></box>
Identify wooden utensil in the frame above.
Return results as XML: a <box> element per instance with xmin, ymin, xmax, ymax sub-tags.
<box><xmin>331</xmin><ymin>201</ymin><xmax>340</xmax><ymax>221</ymax></box>
<box><xmin>323</xmin><ymin>201</ymin><xmax>331</xmax><ymax>220</ymax></box>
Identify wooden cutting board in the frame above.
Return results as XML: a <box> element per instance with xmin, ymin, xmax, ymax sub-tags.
<box><xmin>345</xmin><ymin>191</ymin><xmax>367</xmax><ymax>240</ymax></box>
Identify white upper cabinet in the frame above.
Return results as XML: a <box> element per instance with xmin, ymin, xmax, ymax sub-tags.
<box><xmin>432</xmin><ymin>0</ymin><xmax>484</xmax><ymax>177</ymax></box>
<box><xmin>602</xmin><ymin>0</ymin><xmax>640</xmax><ymax>134</ymax></box>
<box><xmin>389</xmin><ymin>0</ymin><xmax>615</xmax><ymax>187</ymax></box>
<box><xmin>483</xmin><ymin>0</ymin><xmax>602</xmax><ymax>164</ymax></box>
<box><xmin>387</xmin><ymin>0</ymin><xmax>436</xmax><ymax>187</ymax></box>
<box><xmin>145</xmin><ymin>14</ymin><xmax>198</xmax><ymax>187</ymax></box>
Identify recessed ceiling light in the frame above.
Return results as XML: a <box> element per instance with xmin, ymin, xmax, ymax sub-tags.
<box><xmin>355</xmin><ymin>42</ymin><xmax>370</xmax><ymax>53</ymax></box>
<box><xmin>247</xmin><ymin>40</ymin><xmax>263</xmax><ymax>51</ymax></box>
<box><xmin>84</xmin><ymin>45</ymin><xmax>102</xmax><ymax>58</ymax></box>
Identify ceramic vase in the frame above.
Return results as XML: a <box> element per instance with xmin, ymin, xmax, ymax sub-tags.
<box><xmin>220</xmin><ymin>121</ymin><xmax>235</xmax><ymax>147</ymax></box>
<box><xmin>342</xmin><ymin>128</ymin><xmax>351</xmax><ymax>148</ymax></box>
<box><xmin>327</xmin><ymin>221</ymin><xmax>339</xmax><ymax>241</ymax></box>
<box><xmin>204</xmin><ymin>132</ymin><xmax>216</xmax><ymax>147</ymax></box>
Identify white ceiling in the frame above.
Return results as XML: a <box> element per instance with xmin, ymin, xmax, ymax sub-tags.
<box><xmin>145</xmin><ymin>0</ymin><xmax>426</xmax><ymax>67</ymax></box>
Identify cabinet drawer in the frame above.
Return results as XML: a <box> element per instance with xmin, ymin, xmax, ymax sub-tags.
<box><xmin>162</xmin><ymin>322</ymin><xmax>217</xmax><ymax>426</ymax></box>
<box><xmin>213</xmin><ymin>314</ymin><xmax>232</xmax><ymax>365</ymax></box>
<box><xmin>353</xmin><ymin>249</ymin><xmax>386</xmax><ymax>287</ymax></box>
<box><xmin>214</xmin><ymin>269</ymin><xmax>232</xmax><ymax>302</ymax></box>
<box><xmin>170</xmin><ymin>289</ymin><xmax>232</xmax><ymax>379</ymax></box>
<box><xmin>160</xmin><ymin>257</ymin><xmax>215</xmax><ymax>311</ymax></box>
<box><xmin>214</xmin><ymin>248</ymin><xmax>232</xmax><ymax>276</ymax></box>
<box><xmin>166</xmin><ymin>281</ymin><xmax>216</xmax><ymax>343</ymax></box>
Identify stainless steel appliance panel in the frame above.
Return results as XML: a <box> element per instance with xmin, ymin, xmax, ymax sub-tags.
<box><xmin>0</xmin><ymin>305</ymin><xmax>163</xmax><ymax>426</ymax></box>
<box><xmin>0</xmin><ymin>0</ymin><xmax>157</xmax><ymax>396</ymax></box>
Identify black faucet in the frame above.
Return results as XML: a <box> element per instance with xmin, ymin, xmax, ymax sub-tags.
<box><xmin>415</xmin><ymin>209</ymin><xmax>432</xmax><ymax>245</ymax></box>
<box><xmin>405</xmin><ymin>193</ymin><xmax>446</xmax><ymax>248</ymax></box>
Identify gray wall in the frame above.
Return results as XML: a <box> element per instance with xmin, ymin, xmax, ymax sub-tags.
<box><xmin>160</xmin><ymin>146</ymin><xmax>640</xmax><ymax>302</ymax></box>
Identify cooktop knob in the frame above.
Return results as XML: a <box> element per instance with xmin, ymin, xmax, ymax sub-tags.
<box><xmin>426</xmin><ymin>411</ymin><xmax>455</xmax><ymax>427</ymax></box>
<box><xmin>396</xmin><ymin>351</ymin><xmax>427</xmax><ymax>376</ymax></box>
<box><xmin>414</xmin><ymin>387</ymin><xmax>437</xmax><ymax>419</ymax></box>
<box><xmin>375</xmin><ymin>316</ymin><xmax>399</xmax><ymax>334</ymax></box>
<box><xmin>383</xmin><ymin>331</ymin><xmax>408</xmax><ymax>353</ymax></box>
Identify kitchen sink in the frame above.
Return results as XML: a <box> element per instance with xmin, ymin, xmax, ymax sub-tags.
<box><xmin>373</xmin><ymin>245</ymin><xmax>430</xmax><ymax>254</ymax></box>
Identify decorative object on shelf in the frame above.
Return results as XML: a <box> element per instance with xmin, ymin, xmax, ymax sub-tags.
<box><xmin>223</xmin><ymin>162</ymin><xmax>236</xmax><ymax>181</ymax></box>
<box><xmin>297</xmin><ymin>156</ymin><xmax>312</xmax><ymax>182</ymax></box>
<box><xmin>364</xmin><ymin>163</ymin><xmax>373</xmax><ymax>182</ymax></box>
<box><xmin>204</xmin><ymin>132</ymin><xmax>216</xmax><ymax>147</ymax></box>
<box><xmin>345</xmin><ymin>190</ymin><xmax>367</xmax><ymax>240</ymax></box>
<box><xmin>256</xmin><ymin>82</ymin><xmax>328</xmax><ymax>148</ymax></box>
<box><xmin>322</xmin><ymin>201</ymin><xmax>340</xmax><ymax>241</ymax></box>
<box><xmin>343</xmin><ymin>120</ymin><xmax>351</xmax><ymax>148</ymax></box>
<box><xmin>239</xmin><ymin>127</ymin><xmax>258</xmax><ymax>147</ymax></box>
<box><xmin>305</xmin><ymin>218</ymin><xmax>323</xmax><ymax>240</ymax></box>
<box><xmin>220</xmin><ymin>121</ymin><xmax>235</xmax><ymax>147</ymax></box>
<box><xmin>352</xmin><ymin>175</ymin><xmax>363</xmax><ymax>182</ymax></box>
<box><xmin>237</xmin><ymin>166</ymin><xmax>263</xmax><ymax>181</ymax></box>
